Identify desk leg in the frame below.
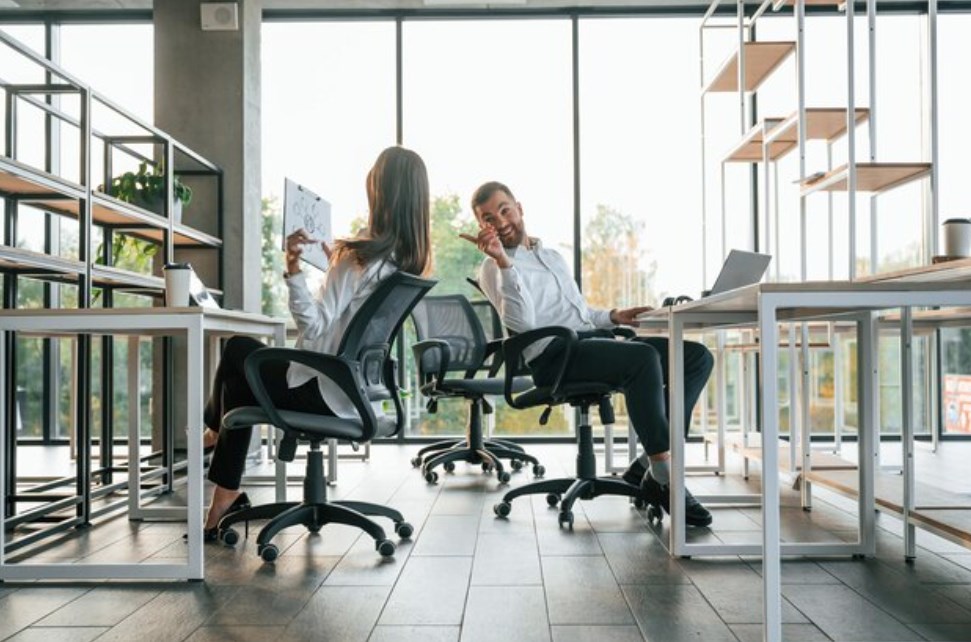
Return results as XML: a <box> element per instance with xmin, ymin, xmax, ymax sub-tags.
<box><xmin>901</xmin><ymin>308</ymin><xmax>916</xmax><ymax>560</ymax></box>
<box><xmin>857</xmin><ymin>312</ymin><xmax>877</xmax><ymax>558</ymax></box>
<box><xmin>668</xmin><ymin>313</ymin><xmax>686</xmax><ymax>557</ymax></box>
<box><xmin>800</xmin><ymin>324</ymin><xmax>813</xmax><ymax>510</ymax></box>
<box><xmin>186</xmin><ymin>321</ymin><xmax>204</xmax><ymax>580</ymax></box>
<box><xmin>758</xmin><ymin>296</ymin><xmax>782</xmax><ymax>642</ymax></box>
<box><xmin>1</xmin><ymin>332</ymin><xmax>7</xmax><ymax>569</ymax></box>
<box><xmin>715</xmin><ymin>330</ymin><xmax>726</xmax><ymax>474</ymax></box>
<box><xmin>128</xmin><ymin>337</ymin><xmax>142</xmax><ymax>518</ymax></box>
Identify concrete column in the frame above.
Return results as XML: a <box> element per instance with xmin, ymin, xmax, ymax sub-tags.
<box><xmin>153</xmin><ymin>0</ymin><xmax>262</xmax><ymax>312</ymax></box>
<box><xmin>151</xmin><ymin>0</ymin><xmax>262</xmax><ymax>449</ymax></box>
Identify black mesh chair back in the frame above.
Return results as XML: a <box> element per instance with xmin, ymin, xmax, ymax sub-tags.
<box><xmin>336</xmin><ymin>271</ymin><xmax>439</xmax><ymax>428</ymax></box>
<box><xmin>408</xmin><ymin>292</ymin><xmax>545</xmax><ymax>484</ymax></box>
<box><xmin>411</xmin><ymin>294</ymin><xmax>489</xmax><ymax>378</ymax></box>
<box><xmin>216</xmin><ymin>270</ymin><xmax>437</xmax><ymax>562</ymax></box>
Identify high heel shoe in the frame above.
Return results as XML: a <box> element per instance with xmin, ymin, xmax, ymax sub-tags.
<box><xmin>184</xmin><ymin>492</ymin><xmax>252</xmax><ymax>543</ymax></box>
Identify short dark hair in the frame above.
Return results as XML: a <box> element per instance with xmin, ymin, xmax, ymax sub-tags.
<box><xmin>470</xmin><ymin>181</ymin><xmax>516</xmax><ymax>215</ymax></box>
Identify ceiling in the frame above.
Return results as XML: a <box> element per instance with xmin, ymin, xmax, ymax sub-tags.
<box><xmin>0</xmin><ymin>0</ymin><xmax>717</xmax><ymax>13</ymax></box>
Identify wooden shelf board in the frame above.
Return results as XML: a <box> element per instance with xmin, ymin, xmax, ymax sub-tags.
<box><xmin>801</xmin><ymin>162</ymin><xmax>932</xmax><ymax>195</ymax></box>
<box><xmin>765</xmin><ymin>108</ymin><xmax>870</xmax><ymax>161</ymax></box>
<box><xmin>0</xmin><ymin>156</ymin><xmax>84</xmax><ymax>200</ymax></box>
<box><xmin>859</xmin><ymin>257</ymin><xmax>971</xmax><ymax>284</ymax></box>
<box><xmin>0</xmin><ymin>245</ymin><xmax>84</xmax><ymax>276</ymax></box>
<box><xmin>723</xmin><ymin>118</ymin><xmax>784</xmax><ymax>163</ymax></box>
<box><xmin>91</xmin><ymin>265</ymin><xmax>164</xmax><ymax>291</ymax></box>
<box><xmin>738</xmin><ymin>441</ymin><xmax>858</xmax><ymax>473</ymax></box>
<box><xmin>772</xmin><ymin>0</ymin><xmax>844</xmax><ymax>10</ymax></box>
<box><xmin>20</xmin><ymin>193</ymin><xmax>168</xmax><ymax>230</ymax></box>
<box><xmin>704</xmin><ymin>41</ymin><xmax>796</xmax><ymax>94</ymax></box>
<box><xmin>806</xmin><ymin>469</ymin><xmax>971</xmax><ymax>547</ymax></box>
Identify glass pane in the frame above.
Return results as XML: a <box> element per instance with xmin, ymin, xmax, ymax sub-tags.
<box><xmin>941</xmin><ymin>328</ymin><xmax>971</xmax><ymax>435</ymax></box>
<box><xmin>262</xmin><ymin>20</ymin><xmax>396</xmax><ymax>296</ymax></box>
<box><xmin>402</xmin><ymin>18</ymin><xmax>573</xmax><ymax>438</ymax></box>
<box><xmin>579</xmin><ymin>17</ymin><xmax>704</xmax><ymax>438</ymax></box>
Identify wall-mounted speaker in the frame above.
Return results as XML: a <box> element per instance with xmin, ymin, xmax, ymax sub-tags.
<box><xmin>200</xmin><ymin>2</ymin><xmax>239</xmax><ymax>31</ymax></box>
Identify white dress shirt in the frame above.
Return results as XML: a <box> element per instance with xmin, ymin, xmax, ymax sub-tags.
<box><xmin>285</xmin><ymin>254</ymin><xmax>397</xmax><ymax>419</ymax></box>
<box><xmin>477</xmin><ymin>238</ymin><xmax>613</xmax><ymax>362</ymax></box>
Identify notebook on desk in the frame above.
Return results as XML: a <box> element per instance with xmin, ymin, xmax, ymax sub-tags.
<box><xmin>706</xmin><ymin>249</ymin><xmax>772</xmax><ymax>296</ymax></box>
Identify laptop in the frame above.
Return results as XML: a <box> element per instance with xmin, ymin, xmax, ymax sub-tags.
<box><xmin>707</xmin><ymin>249</ymin><xmax>772</xmax><ymax>296</ymax></box>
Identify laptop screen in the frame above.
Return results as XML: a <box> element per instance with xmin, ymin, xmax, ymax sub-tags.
<box><xmin>709</xmin><ymin>250</ymin><xmax>772</xmax><ymax>296</ymax></box>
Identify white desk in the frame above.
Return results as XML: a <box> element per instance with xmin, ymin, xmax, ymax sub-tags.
<box><xmin>0</xmin><ymin>307</ymin><xmax>286</xmax><ymax>581</ymax></box>
<box><xmin>639</xmin><ymin>279</ymin><xmax>971</xmax><ymax>642</ymax></box>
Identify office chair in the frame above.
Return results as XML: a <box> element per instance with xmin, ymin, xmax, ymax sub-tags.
<box><xmin>215</xmin><ymin>271</ymin><xmax>437</xmax><ymax>562</ymax></box>
<box><xmin>409</xmin><ymin>294</ymin><xmax>545</xmax><ymax>484</ymax></box>
<box><xmin>491</xmin><ymin>325</ymin><xmax>649</xmax><ymax>529</ymax></box>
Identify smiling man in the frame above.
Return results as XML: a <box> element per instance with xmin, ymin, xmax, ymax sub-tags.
<box><xmin>461</xmin><ymin>180</ymin><xmax>714</xmax><ymax>527</ymax></box>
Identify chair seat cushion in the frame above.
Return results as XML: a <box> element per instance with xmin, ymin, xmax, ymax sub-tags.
<box><xmin>439</xmin><ymin>375</ymin><xmax>532</xmax><ymax>396</ymax></box>
<box><xmin>222</xmin><ymin>406</ymin><xmax>398</xmax><ymax>442</ymax></box>
<box><xmin>515</xmin><ymin>381</ymin><xmax>615</xmax><ymax>408</ymax></box>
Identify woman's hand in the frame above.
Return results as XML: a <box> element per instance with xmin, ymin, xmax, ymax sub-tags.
<box><xmin>285</xmin><ymin>228</ymin><xmax>321</xmax><ymax>275</ymax></box>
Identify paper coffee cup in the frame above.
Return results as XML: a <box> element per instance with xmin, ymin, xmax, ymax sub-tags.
<box><xmin>943</xmin><ymin>218</ymin><xmax>971</xmax><ymax>258</ymax></box>
<box><xmin>164</xmin><ymin>262</ymin><xmax>192</xmax><ymax>307</ymax></box>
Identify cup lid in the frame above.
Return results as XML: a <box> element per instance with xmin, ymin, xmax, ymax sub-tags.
<box><xmin>164</xmin><ymin>262</ymin><xmax>191</xmax><ymax>270</ymax></box>
<box><xmin>942</xmin><ymin>218</ymin><xmax>971</xmax><ymax>225</ymax></box>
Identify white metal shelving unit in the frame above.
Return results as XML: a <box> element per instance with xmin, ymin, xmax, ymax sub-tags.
<box><xmin>0</xmin><ymin>28</ymin><xmax>225</xmax><ymax>559</ymax></box>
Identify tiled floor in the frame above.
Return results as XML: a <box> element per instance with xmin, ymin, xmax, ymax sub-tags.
<box><xmin>3</xmin><ymin>441</ymin><xmax>971</xmax><ymax>641</ymax></box>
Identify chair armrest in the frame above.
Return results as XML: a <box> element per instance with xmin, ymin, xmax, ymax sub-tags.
<box><xmin>484</xmin><ymin>338</ymin><xmax>505</xmax><ymax>377</ymax></box>
<box><xmin>502</xmin><ymin>326</ymin><xmax>578</xmax><ymax>409</ymax></box>
<box><xmin>243</xmin><ymin>346</ymin><xmax>380</xmax><ymax>441</ymax></box>
<box><xmin>411</xmin><ymin>339</ymin><xmax>450</xmax><ymax>386</ymax></box>
<box><xmin>612</xmin><ymin>326</ymin><xmax>637</xmax><ymax>339</ymax></box>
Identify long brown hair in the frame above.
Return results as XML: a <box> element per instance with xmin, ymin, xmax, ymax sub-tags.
<box><xmin>334</xmin><ymin>146</ymin><xmax>432</xmax><ymax>276</ymax></box>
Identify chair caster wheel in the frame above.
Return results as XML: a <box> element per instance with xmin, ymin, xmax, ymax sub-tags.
<box><xmin>546</xmin><ymin>493</ymin><xmax>560</xmax><ymax>507</ymax></box>
<box><xmin>444</xmin><ymin>462</ymin><xmax>456</xmax><ymax>473</ymax></box>
<box><xmin>510</xmin><ymin>459</ymin><xmax>523</xmax><ymax>471</ymax></box>
<box><xmin>411</xmin><ymin>456</ymin><xmax>422</xmax><ymax>468</ymax></box>
<box><xmin>494</xmin><ymin>501</ymin><xmax>512</xmax><ymax>518</ymax></box>
<box><xmin>308</xmin><ymin>524</ymin><xmax>322</xmax><ymax>534</ymax></box>
<box><xmin>395</xmin><ymin>522</ymin><xmax>414</xmax><ymax>539</ymax></box>
<box><xmin>377</xmin><ymin>538</ymin><xmax>397</xmax><ymax>557</ymax></box>
<box><xmin>558</xmin><ymin>510</ymin><xmax>574</xmax><ymax>529</ymax></box>
<box><xmin>633</xmin><ymin>497</ymin><xmax>646</xmax><ymax>510</ymax></box>
<box><xmin>259</xmin><ymin>543</ymin><xmax>279</xmax><ymax>562</ymax></box>
<box><xmin>497</xmin><ymin>471</ymin><xmax>511</xmax><ymax>484</ymax></box>
<box><xmin>481</xmin><ymin>462</ymin><xmax>494</xmax><ymax>473</ymax></box>
<box><xmin>424</xmin><ymin>470</ymin><xmax>439</xmax><ymax>484</ymax></box>
<box><xmin>532</xmin><ymin>464</ymin><xmax>545</xmax><ymax>477</ymax></box>
<box><xmin>646</xmin><ymin>504</ymin><xmax>663</xmax><ymax>525</ymax></box>
<box><xmin>220</xmin><ymin>528</ymin><xmax>239</xmax><ymax>547</ymax></box>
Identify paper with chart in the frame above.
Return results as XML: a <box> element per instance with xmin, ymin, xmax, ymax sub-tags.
<box><xmin>283</xmin><ymin>178</ymin><xmax>333</xmax><ymax>271</ymax></box>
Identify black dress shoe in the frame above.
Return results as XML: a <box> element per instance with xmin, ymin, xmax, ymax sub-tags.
<box><xmin>621</xmin><ymin>459</ymin><xmax>647</xmax><ymax>487</ymax></box>
<box><xmin>184</xmin><ymin>492</ymin><xmax>252</xmax><ymax>542</ymax></box>
<box><xmin>640</xmin><ymin>473</ymin><xmax>712</xmax><ymax>528</ymax></box>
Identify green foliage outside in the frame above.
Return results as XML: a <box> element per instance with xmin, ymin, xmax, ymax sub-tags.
<box><xmin>261</xmin><ymin>195</ymin><xmax>288</xmax><ymax>319</ymax></box>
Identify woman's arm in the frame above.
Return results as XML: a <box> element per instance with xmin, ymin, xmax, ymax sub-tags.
<box><xmin>286</xmin><ymin>253</ymin><xmax>353</xmax><ymax>341</ymax></box>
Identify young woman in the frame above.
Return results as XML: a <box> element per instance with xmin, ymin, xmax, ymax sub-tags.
<box><xmin>196</xmin><ymin>146</ymin><xmax>432</xmax><ymax>539</ymax></box>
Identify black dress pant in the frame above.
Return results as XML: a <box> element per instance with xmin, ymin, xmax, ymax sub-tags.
<box><xmin>530</xmin><ymin>334</ymin><xmax>714</xmax><ymax>456</ymax></box>
<box><xmin>204</xmin><ymin>335</ymin><xmax>332</xmax><ymax>490</ymax></box>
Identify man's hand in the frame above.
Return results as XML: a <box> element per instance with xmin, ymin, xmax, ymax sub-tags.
<box><xmin>610</xmin><ymin>306</ymin><xmax>654</xmax><ymax>327</ymax></box>
<box><xmin>459</xmin><ymin>225</ymin><xmax>512</xmax><ymax>269</ymax></box>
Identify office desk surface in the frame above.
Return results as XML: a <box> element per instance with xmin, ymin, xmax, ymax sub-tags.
<box><xmin>0</xmin><ymin>307</ymin><xmax>286</xmax><ymax>581</ymax></box>
<box><xmin>635</xmin><ymin>278</ymin><xmax>971</xmax><ymax>642</ymax></box>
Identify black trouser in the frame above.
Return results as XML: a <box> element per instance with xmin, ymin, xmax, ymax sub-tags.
<box><xmin>530</xmin><ymin>334</ymin><xmax>714</xmax><ymax>456</ymax></box>
<box><xmin>204</xmin><ymin>335</ymin><xmax>332</xmax><ymax>490</ymax></box>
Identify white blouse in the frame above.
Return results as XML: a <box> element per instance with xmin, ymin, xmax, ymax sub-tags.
<box><xmin>285</xmin><ymin>253</ymin><xmax>397</xmax><ymax>419</ymax></box>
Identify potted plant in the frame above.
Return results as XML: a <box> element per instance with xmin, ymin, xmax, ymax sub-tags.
<box><xmin>107</xmin><ymin>160</ymin><xmax>192</xmax><ymax>223</ymax></box>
